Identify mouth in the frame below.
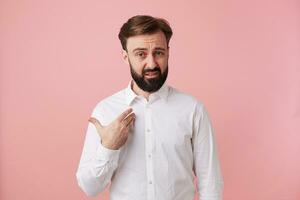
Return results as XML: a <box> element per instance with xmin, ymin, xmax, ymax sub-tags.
<box><xmin>144</xmin><ymin>71</ymin><xmax>159</xmax><ymax>78</ymax></box>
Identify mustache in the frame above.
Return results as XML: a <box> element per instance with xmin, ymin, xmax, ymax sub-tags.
<box><xmin>143</xmin><ymin>67</ymin><xmax>161</xmax><ymax>74</ymax></box>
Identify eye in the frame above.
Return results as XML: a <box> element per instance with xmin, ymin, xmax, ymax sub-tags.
<box><xmin>155</xmin><ymin>51</ymin><xmax>164</xmax><ymax>56</ymax></box>
<box><xmin>136</xmin><ymin>52</ymin><xmax>146</xmax><ymax>57</ymax></box>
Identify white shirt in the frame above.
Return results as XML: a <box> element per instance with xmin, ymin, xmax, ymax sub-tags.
<box><xmin>76</xmin><ymin>80</ymin><xmax>224</xmax><ymax>200</ymax></box>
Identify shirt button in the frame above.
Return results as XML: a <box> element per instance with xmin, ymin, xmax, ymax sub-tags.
<box><xmin>148</xmin><ymin>154</ymin><xmax>151</xmax><ymax>158</ymax></box>
<box><xmin>149</xmin><ymin>180</ymin><xmax>152</xmax><ymax>184</ymax></box>
<box><xmin>147</xmin><ymin>128</ymin><xmax>150</xmax><ymax>132</ymax></box>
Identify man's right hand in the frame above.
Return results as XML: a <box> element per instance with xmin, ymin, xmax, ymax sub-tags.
<box><xmin>88</xmin><ymin>108</ymin><xmax>135</xmax><ymax>150</ymax></box>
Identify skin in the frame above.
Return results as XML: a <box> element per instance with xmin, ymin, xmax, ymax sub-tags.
<box><xmin>122</xmin><ymin>30</ymin><xmax>169</xmax><ymax>100</ymax></box>
<box><xmin>89</xmin><ymin>30</ymin><xmax>169</xmax><ymax>150</ymax></box>
<box><xmin>88</xmin><ymin>108</ymin><xmax>135</xmax><ymax>150</ymax></box>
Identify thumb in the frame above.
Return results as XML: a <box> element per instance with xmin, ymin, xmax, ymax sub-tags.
<box><xmin>88</xmin><ymin>117</ymin><xmax>104</xmax><ymax>131</ymax></box>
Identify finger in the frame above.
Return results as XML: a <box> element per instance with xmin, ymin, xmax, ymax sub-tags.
<box><xmin>129</xmin><ymin>118</ymin><xmax>135</xmax><ymax>131</ymax></box>
<box><xmin>122</xmin><ymin>113</ymin><xmax>135</xmax><ymax>126</ymax></box>
<box><xmin>88</xmin><ymin>117</ymin><xmax>103</xmax><ymax>131</ymax></box>
<box><xmin>123</xmin><ymin>111</ymin><xmax>135</xmax><ymax>120</ymax></box>
<box><xmin>124</xmin><ymin>118</ymin><xmax>135</xmax><ymax>133</ymax></box>
<box><xmin>117</xmin><ymin>108</ymin><xmax>133</xmax><ymax>121</ymax></box>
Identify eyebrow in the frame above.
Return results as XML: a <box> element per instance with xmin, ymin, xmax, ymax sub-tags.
<box><xmin>132</xmin><ymin>47</ymin><xmax>166</xmax><ymax>53</ymax></box>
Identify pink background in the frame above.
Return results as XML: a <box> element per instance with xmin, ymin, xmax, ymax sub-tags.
<box><xmin>1</xmin><ymin>0</ymin><xmax>299</xmax><ymax>199</ymax></box>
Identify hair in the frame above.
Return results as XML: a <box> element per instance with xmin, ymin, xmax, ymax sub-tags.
<box><xmin>118</xmin><ymin>15</ymin><xmax>173</xmax><ymax>51</ymax></box>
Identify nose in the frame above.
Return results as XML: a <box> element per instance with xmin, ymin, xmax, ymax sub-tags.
<box><xmin>146</xmin><ymin>54</ymin><xmax>158</xmax><ymax>69</ymax></box>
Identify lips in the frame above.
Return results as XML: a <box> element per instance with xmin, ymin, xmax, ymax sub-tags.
<box><xmin>145</xmin><ymin>71</ymin><xmax>159</xmax><ymax>78</ymax></box>
<box><xmin>145</xmin><ymin>71</ymin><xmax>158</xmax><ymax>75</ymax></box>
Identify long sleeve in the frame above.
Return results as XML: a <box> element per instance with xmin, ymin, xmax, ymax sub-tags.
<box><xmin>192</xmin><ymin>103</ymin><xmax>224</xmax><ymax>200</ymax></box>
<box><xmin>75</xmin><ymin>108</ymin><xmax>120</xmax><ymax>197</ymax></box>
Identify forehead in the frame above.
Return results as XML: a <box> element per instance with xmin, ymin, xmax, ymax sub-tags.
<box><xmin>126</xmin><ymin>31</ymin><xmax>167</xmax><ymax>52</ymax></box>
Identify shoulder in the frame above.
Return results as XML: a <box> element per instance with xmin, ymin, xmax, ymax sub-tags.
<box><xmin>167</xmin><ymin>86</ymin><xmax>208</xmax><ymax>126</ymax></box>
<box><xmin>91</xmin><ymin>87</ymin><xmax>127</xmax><ymax>117</ymax></box>
<box><xmin>168</xmin><ymin>86</ymin><xmax>204</xmax><ymax>110</ymax></box>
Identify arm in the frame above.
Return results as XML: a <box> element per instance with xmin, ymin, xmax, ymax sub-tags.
<box><xmin>75</xmin><ymin>111</ymin><xmax>120</xmax><ymax>197</ymax></box>
<box><xmin>192</xmin><ymin>102</ymin><xmax>224</xmax><ymax>200</ymax></box>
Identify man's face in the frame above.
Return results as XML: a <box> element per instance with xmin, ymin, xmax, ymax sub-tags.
<box><xmin>122</xmin><ymin>30</ymin><xmax>169</xmax><ymax>92</ymax></box>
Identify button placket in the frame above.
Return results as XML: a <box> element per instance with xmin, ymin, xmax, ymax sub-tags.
<box><xmin>144</xmin><ymin>103</ymin><xmax>155</xmax><ymax>200</ymax></box>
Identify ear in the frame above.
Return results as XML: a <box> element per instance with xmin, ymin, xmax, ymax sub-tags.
<box><xmin>122</xmin><ymin>49</ymin><xmax>129</xmax><ymax>65</ymax></box>
<box><xmin>167</xmin><ymin>46</ymin><xmax>170</xmax><ymax>56</ymax></box>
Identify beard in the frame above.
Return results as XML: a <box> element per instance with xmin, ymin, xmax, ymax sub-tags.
<box><xmin>129</xmin><ymin>61</ymin><xmax>168</xmax><ymax>93</ymax></box>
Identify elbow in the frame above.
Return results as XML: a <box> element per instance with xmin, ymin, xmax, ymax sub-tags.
<box><xmin>76</xmin><ymin>171</ymin><xmax>104</xmax><ymax>197</ymax></box>
<box><xmin>81</xmin><ymin>188</ymin><xmax>99</xmax><ymax>198</ymax></box>
<box><xmin>198</xmin><ymin>179</ymin><xmax>224</xmax><ymax>200</ymax></box>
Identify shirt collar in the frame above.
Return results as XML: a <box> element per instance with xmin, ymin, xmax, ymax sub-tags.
<box><xmin>125</xmin><ymin>79</ymin><xmax>169</xmax><ymax>105</ymax></box>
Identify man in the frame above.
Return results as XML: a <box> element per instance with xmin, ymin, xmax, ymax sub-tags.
<box><xmin>76</xmin><ymin>15</ymin><xmax>224</xmax><ymax>200</ymax></box>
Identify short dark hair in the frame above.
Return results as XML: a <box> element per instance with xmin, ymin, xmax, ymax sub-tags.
<box><xmin>118</xmin><ymin>15</ymin><xmax>173</xmax><ymax>51</ymax></box>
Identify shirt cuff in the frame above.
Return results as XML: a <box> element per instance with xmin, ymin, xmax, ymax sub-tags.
<box><xmin>96</xmin><ymin>142</ymin><xmax>120</xmax><ymax>162</ymax></box>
